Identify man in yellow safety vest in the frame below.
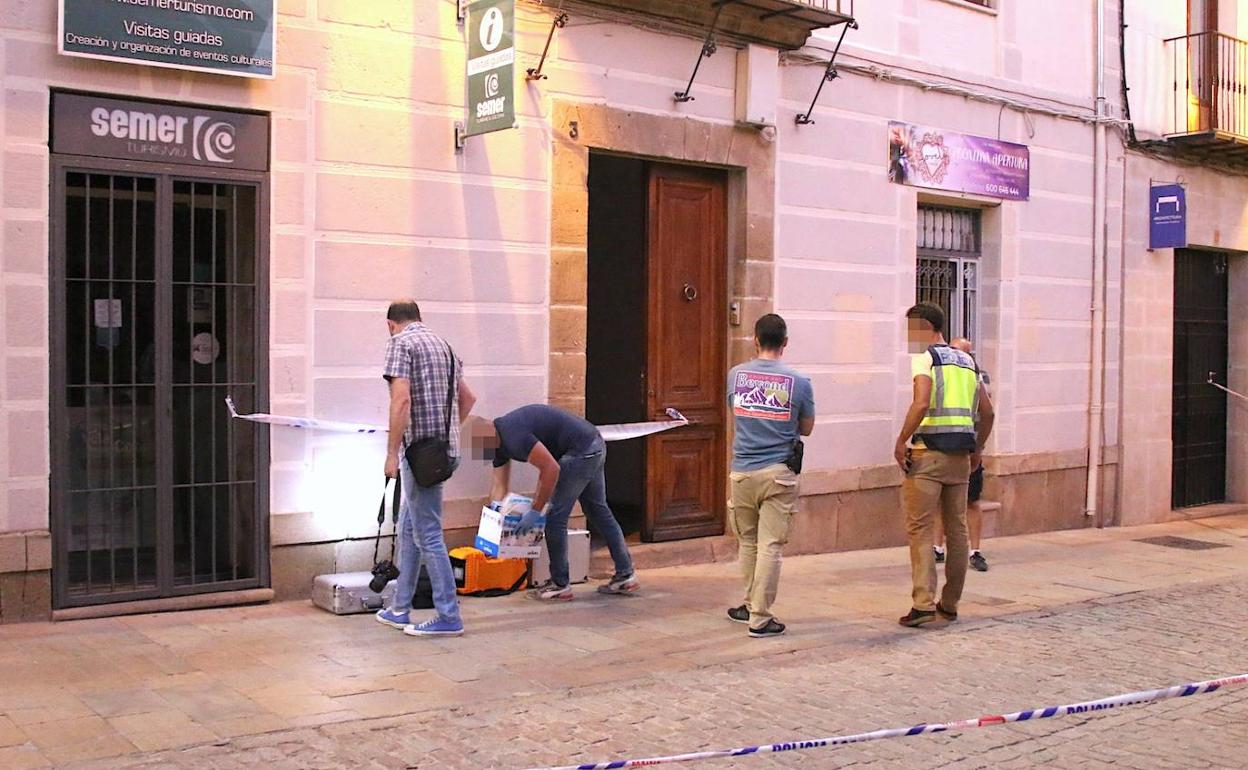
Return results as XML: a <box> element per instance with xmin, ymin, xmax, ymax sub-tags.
<box><xmin>893</xmin><ymin>302</ymin><xmax>994</xmax><ymax>628</ymax></box>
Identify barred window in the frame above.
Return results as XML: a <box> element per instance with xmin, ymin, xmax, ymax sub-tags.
<box><xmin>916</xmin><ymin>205</ymin><xmax>980</xmax><ymax>342</ymax></box>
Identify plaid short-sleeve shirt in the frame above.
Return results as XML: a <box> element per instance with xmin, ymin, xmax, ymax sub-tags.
<box><xmin>383</xmin><ymin>322</ymin><xmax>463</xmax><ymax>456</ymax></box>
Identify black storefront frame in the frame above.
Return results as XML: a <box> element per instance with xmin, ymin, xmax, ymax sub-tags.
<box><xmin>49</xmin><ymin>154</ymin><xmax>271</xmax><ymax>609</ymax></box>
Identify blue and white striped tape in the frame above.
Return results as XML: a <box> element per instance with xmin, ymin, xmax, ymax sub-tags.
<box><xmin>226</xmin><ymin>396</ymin><xmax>688</xmax><ymax>441</ymax></box>
<box><xmin>529</xmin><ymin>673</ymin><xmax>1248</xmax><ymax>770</ymax></box>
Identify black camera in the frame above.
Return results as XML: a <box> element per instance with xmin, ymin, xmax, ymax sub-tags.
<box><xmin>369</xmin><ymin>559</ymin><xmax>400</xmax><ymax>593</ymax></box>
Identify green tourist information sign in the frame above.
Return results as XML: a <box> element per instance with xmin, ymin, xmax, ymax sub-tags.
<box><xmin>465</xmin><ymin>0</ymin><xmax>516</xmax><ymax>139</ymax></box>
<box><xmin>59</xmin><ymin>0</ymin><xmax>275</xmax><ymax>79</ymax></box>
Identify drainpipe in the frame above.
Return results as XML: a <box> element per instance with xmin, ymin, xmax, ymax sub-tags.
<box><xmin>1086</xmin><ymin>0</ymin><xmax>1108</xmax><ymax>524</ymax></box>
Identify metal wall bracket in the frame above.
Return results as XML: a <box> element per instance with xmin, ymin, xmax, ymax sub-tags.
<box><xmin>454</xmin><ymin>122</ymin><xmax>467</xmax><ymax>153</ymax></box>
<box><xmin>674</xmin><ymin>1</ymin><xmax>738</xmax><ymax>103</ymax></box>
<box><xmin>795</xmin><ymin>19</ymin><xmax>857</xmax><ymax>125</ymax></box>
<box><xmin>527</xmin><ymin>12</ymin><xmax>568</xmax><ymax>81</ymax></box>
<box><xmin>457</xmin><ymin>0</ymin><xmax>468</xmax><ymax>24</ymax></box>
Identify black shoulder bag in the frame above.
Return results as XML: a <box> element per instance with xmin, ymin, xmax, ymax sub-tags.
<box><xmin>403</xmin><ymin>346</ymin><xmax>457</xmax><ymax>488</ymax></box>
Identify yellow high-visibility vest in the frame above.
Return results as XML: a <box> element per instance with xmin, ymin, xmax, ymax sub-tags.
<box><xmin>912</xmin><ymin>344</ymin><xmax>979</xmax><ymax>452</ymax></box>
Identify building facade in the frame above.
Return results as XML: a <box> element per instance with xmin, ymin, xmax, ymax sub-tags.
<box><xmin>0</xmin><ymin>0</ymin><xmax>1241</xmax><ymax>621</ymax></box>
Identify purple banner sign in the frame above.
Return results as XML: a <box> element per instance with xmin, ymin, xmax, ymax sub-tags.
<box><xmin>888</xmin><ymin>121</ymin><xmax>1030</xmax><ymax>201</ymax></box>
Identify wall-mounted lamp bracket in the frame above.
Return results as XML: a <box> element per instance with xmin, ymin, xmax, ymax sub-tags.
<box><xmin>674</xmin><ymin>1</ymin><xmax>739</xmax><ymax>103</ymax></box>
<box><xmin>527</xmin><ymin>12</ymin><xmax>569</xmax><ymax>81</ymax></box>
<box><xmin>794</xmin><ymin>19</ymin><xmax>857</xmax><ymax>125</ymax></box>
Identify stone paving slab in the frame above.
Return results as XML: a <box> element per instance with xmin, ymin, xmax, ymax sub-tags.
<box><xmin>1</xmin><ymin>515</ymin><xmax>1247</xmax><ymax>768</ymax></box>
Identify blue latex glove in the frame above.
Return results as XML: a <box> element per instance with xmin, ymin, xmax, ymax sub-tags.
<box><xmin>515</xmin><ymin>504</ymin><xmax>543</xmax><ymax>532</ymax></box>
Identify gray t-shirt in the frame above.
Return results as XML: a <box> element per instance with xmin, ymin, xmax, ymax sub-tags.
<box><xmin>727</xmin><ymin>359</ymin><xmax>815</xmax><ymax>472</ymax></box>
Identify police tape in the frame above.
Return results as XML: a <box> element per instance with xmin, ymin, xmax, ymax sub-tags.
<box><xmin>530</xmin><ymin>673</ymin><xmax>1248</xmax><ymax>770</ymax></box>
<box><xmin>225</xmin><ymin>397</ymin><xmax>689</xmax><ymax>441</ymax></box>
<box><xmin>1208</xmin><ymin>376</ymin><xmax>1248</xmax><ymax>403</ymax></box>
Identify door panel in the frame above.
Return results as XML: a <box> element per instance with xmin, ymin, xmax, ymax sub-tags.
<box><xmin>1172</xmin><ymin>249</ymin><xmax>1228</xmax><ymax>509</ymax></box>
<box><xmin>60</xmin><ymin>172</ymin><xmax>162</xmax><ymax>601</ymax></box>
<box><xmin>52</xmin><ymin>164</ymin><xmax>267</xmax><ymax>608</ymax></box>
<box><xmin>648</xmin><ymin>426</ymin><xmax>724</xmax><ymax>539</ymax></box>
<box><xmin>170</xmin><ymin>181</ymin><xmax>261</xmax><ymax>588</ymax></box>
<box><xmin>645</xmin><ymin>166</ymin><xmax>727</xmax><ymax>541</ymax></box>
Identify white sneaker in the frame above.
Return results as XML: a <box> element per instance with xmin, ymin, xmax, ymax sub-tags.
<box><xmin>596</xmin><ymin>572</ymin><xmax>640</xmax><ymax>595</ymax></box>
<box><xmin>528</xmin><ymin>582</ymin><xmax>574</xmax><ymax>602</ymax></box>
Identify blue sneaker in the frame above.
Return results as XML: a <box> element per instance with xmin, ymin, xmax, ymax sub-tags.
<box><xmin>403</xmin><ymin>616</ymin><xmax>464</xmax><ymax>637</ymax></box>
<box><xmin>375</xmin><ymin>608</ymin><xmax>410</xmax><ymax>629</ymax></box>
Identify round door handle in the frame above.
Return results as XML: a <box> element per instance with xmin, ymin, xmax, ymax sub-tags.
<box><xmin>682</xmin><ymin>283</ymin><xmax>698</xmax><ymax>302</ymax></box>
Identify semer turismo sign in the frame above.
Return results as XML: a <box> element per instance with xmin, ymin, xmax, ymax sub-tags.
<box><xmin>465</xmin><ymin>0</ymin><xmax>516</xmax><ymax>138</ymax></box>
<box><xmin>59</xmin><ymin>0</ymin><xmax>275</xmax><ymax>79</ymax></box>
<box><xmin>52</xmin><ymin>92</ymin><xmax>270</xmax><ymax>172</ymax></box>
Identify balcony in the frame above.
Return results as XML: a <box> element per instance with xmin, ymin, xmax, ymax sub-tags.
<box><xmin>1164</xmin><ymin>31</ymin><xmax>1248</xmax><ymax>158</ymax></box>
<box><xmin>565</xmin><ymin>0</ymin><xmax>854</xmax><ymax>50</ymax></box>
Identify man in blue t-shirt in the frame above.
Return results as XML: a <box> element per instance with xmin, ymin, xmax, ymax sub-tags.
<box><xmin>480</xmin><ymin>404</ymin><xmax>637</xmax><ymax>602</ymax></box>
<box><xmin>725</xmin><ymin>314</ymin><xmax>815</xmax><ymax>638</ymax></box>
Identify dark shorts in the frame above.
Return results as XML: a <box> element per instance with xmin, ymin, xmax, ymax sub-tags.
<box><xmin>968</xmin><ymin>465</ymin><xmax>984</xmax><ymax>503</ymax></box>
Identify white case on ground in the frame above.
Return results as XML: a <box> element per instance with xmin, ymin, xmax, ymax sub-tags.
<box><xmin>530</xmin><ymin>529</ymin><xmax>590</xmax><ymax>586</ymax></box>
<box><xmin>311</xmin><ymin>571</ymin><xmax>396</xmax><ymax>615</ymax></box>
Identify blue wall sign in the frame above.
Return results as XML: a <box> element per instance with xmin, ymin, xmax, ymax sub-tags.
<box><xmin>1149</xmin><ymin>184</ymin><xmax>1187</xmax><ymax>250</ymax></box>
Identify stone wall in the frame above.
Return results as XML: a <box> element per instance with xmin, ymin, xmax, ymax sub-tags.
<box><xmin>786</xmin><ymin>449</ymin><xmax>1117</xmax><ymax>556</ymax></box>
<box><xmin>0</xmin><ymin>531</ymin><xmax>50</xmax><ymax>622</ymax></box>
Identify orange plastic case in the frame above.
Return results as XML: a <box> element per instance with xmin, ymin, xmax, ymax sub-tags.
<box><xmin>449</xmin><ymin>546</ymin><xmax>529</xmax><ymax>596</ymax></box>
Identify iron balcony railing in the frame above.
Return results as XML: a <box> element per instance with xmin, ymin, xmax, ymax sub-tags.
<box><xmin>791</xmin><ymin>0</ymin><xmax>854</xmax><ymax>14</ymax></box>
<box><xmin>1165</xmin><ymin>31</ymin><xmax>1248</xmax><ymax>141</ymax></box>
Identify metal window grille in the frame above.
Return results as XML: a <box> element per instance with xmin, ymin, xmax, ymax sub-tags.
<box><xmin>916</xmin><ymin>205</ymin><xmax>981</xmax><ymax>342</ymax></box>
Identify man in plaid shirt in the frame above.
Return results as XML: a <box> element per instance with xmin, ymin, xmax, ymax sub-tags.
<box><xmin>376</xmin><ymin>300</ymin><xmax>476</xmax><ymax>638</ymax></box>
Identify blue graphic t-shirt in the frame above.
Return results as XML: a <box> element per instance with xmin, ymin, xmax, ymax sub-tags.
<box><xmin>727</xmin><ymin>359</ymin><xmax>815</xmax><ymax>472</ymax></box>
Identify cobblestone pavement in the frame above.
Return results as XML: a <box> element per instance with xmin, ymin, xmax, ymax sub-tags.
<box><xmin>2</xmin><ymin>514</ymin><xmax>1247</xmax><ymax>769</ymax></box>
<box><xmin>81</xmin><ymin>577</ymin><xmax>1248</xmax><ymax>770</ymax></box>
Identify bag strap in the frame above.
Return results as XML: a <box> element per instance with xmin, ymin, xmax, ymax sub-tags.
<box><xmin>442</xmin><ymin>343</ymin><xmax>457</xmax><ymax>440</ymax></box>
<box><xmin>373</xmin><ymin>475</ymin><xmax>402</xmax><ymax>567</ymax></box>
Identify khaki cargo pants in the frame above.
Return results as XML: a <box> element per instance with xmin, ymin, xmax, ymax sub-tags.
<box><xmin>730</xmin><ymin>464</ymin><xmax>799</xmax><ymax>629</ymax></box>
<box><xmin>902</xmin><ymin>447</ymin><xmax>972</xmax><ymax>613</ymax></box>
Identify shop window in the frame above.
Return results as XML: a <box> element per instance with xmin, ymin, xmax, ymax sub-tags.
<box><xmin>916</xmin><ymin>205</ymin><xmax>980</xmax><ymax>343</ymax></box>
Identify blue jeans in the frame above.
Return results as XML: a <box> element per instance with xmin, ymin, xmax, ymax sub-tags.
<box><xmin>393</xmin><ymin>457</ymin><xmax>460</xmax><ymax>623</ymax></box>
<box><xmin>545</xmin><ymin>438</ymin><xmax>633</xmax><ymax>587</ymax></box>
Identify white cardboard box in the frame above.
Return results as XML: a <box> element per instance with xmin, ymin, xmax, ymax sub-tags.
<box><xmin>474</xmin><ymin>506</ymin><xmax>545</xmax><ymax>559</ymax></box>
<box><xmin>530</xmin><ymin>529</ymin><xmax>590</xmax><ymax>586</ymax></box>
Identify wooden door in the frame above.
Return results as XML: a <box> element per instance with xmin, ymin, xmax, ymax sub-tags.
<box><xmin>644</xmin><ymin>165</ymin><xmax>727</xmax><ymax>541</ymax></box>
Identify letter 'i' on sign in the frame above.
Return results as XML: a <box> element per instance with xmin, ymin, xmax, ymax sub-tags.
<box><xmin>465</xmin><ymin>0</ymin><xmax>516</xmax><ymax>139</ymax></box>
<box><xmin>1149</xmin><ymin>183</ymin><xmax>1187</xmax><ymax>250</ymax></box>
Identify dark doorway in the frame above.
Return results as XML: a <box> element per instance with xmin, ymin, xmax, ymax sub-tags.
<box><xmin>51</xmin><ymin>164</ymin><xmax>269</xmax><ymax>608</ymax></box>
<box><xmin>587</xmin><ymin>154</ymin><xmax>648</xmax><ymax>536</ymax></box>
<box><xmin>1172</xmin><ymin>249</ymin><xmax>1229</xmax><ymax>509</ymax></box>
<box><xmin>585</xmin><ymin>153</ymin><xmax>728</xmax><ymax>543</ymax></box>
